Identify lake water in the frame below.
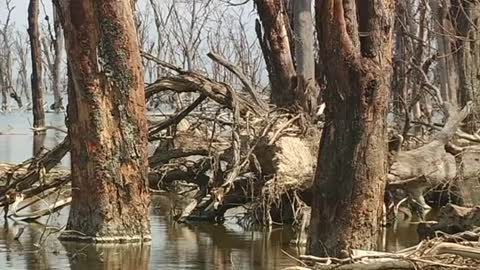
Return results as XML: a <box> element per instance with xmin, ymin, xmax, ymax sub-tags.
<box><xmin>0</xmin><ymin>111</ymin><xmax>419</xmax><ymax>270</ymax></box>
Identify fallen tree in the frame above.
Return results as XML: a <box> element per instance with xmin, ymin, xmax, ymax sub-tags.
<box><xmin>387</xmin><ymin>102</ymin><xmax>477</xmax><ymax>218</ymax></box>
<box><xmin>0</xmin><ymin>52</ymin><xmax>319</xmax><ymax>227</ymax></box>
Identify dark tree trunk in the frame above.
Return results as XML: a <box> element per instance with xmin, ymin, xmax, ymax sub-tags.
<box><xmin>308</xmin><ymin>0</ymin><xmax>394</xmax><ymax>257</ymax></box>
<box><xmin>52</xmin><ymin>5</ymin><xmax>64</xmax><ymax>112</ymax></box>
<box><xmin>432</xmin><ymin>0</ymin><xmax>459</xmax><ymax>105</ymax></box>
<box><xmin>255</xmin><ymin>0</ymin><xmax>297</xmax><ymax>107</ymax></box>
<box><xmin>55</xmin><ymin>0</ymin><xmax>151</xmax><ymax>242</ymax></box>
<box><xmin>451</xmin><ymin>0</ymin><xmax>480</xmax><ymax>132</ymax></box>
<box><xmin>28</xmin><ymin>0</ymin><xmax>45</xmax><ymax>131</ymax></box>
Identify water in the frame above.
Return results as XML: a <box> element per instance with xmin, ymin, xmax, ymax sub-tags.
<box><xmin>0</xmin><ymin>112</ymin><xmax>300</xmax><ymax>270</ymax></box>
<box><xmin>0</xmin><ymin>111</ymin><xmax>421</xmax><ymax>270</ymax></box>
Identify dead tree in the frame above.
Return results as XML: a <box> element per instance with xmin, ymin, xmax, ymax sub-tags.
<box><xmin>308</xmin><ymin>1</ymin><xmax>395</xmax><ymax>256</ymax></box>
<box><xmin>431</xmin><ymin>0</ymin><xmax>459</xmax><ymax>105</ymax></box>
<box><xmin>254</xmin><ymin>0</ymin><xmax>297</xmax><ymax>107</ymax></box>
<box><xmin>450</xmin><ymin>0</ymin><xmax>480</xmax><ymax>132</ymax></box>
<box><xmin>55</xmin><ymin>0</ymin><xmax>151</xmax><ymax>242</ymax></box>
<box><xmin>293</xmin><ymin>0</ymin><xmax>318</xmax><ymax>114</ymax></box>
<box><xmin>28</xmin><ymin>0</ymin><xmax>45</xmax><ymax>130</ymax></box>
<box><xmin>255</xmin><ymin>0</ymin><xmax>320</xmax><ymax>114</ymax></box>
<box><xmin>51</xmin><ymin>5</ymin><xmax>64</xmax><ymax>111</ymax></box>
<box><xmin>0</xmin><ymin>0</ymin><xmax>22</xmax><ymax>110</ymax></box>
<box><xmin>14</xmin><ymin>33</ymin><xmax>31</xmax><ymax>106</ymax></box>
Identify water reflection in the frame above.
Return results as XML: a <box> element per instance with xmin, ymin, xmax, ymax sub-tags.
<box><xmin>33</xmin><ymin>134</ymin><xmax>46</xmax><ymax>157</ymax></box>
<box><xmin>0</xmin><ymin>112</ymin><xmax>69</xmax><ymax>166</ymax></box>
<box><xmin>62</xmin><ymin>242</ymin><xmax>151</xmax><ymax>270</ymax></box>
<box><xmin>0</xmin><ymin>196</ymin><xmax>300</xmax><ymax>270</ymax></box>
<box><xmin>0</xmin><ymin>112</ymin><xmax>425</xmax><ymax>269</ymax></box>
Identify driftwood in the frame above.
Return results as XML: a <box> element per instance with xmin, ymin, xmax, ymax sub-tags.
<box><xmin>388</xmin><ymin>102</ymin><xmax>473</xmax><ymax>211</ymax></box>
<box><xmin>296</xmin><ymin>231</ymin><xmax>480</xmax><ymax>270</ymax></box>
<box><xmin>1</xmin><ymin>54</ymin><xmax>319</xmax><ymax>227</ymax></box>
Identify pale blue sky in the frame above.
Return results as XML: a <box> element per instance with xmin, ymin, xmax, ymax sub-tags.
<box><xmin>0</xmin><ymin>0</ymin><xmax>53</xmax><ymax>29</ymax></box>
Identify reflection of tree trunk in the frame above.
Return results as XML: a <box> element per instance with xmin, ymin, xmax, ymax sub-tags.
<box><xmin>255</xmin><ymin>0</ymin><xmax>296</xmax><ymax>107</ymax></box>
<box><xmin>56</xmin><ymin>0</ymin><xmax>151</xmax><ymax>242</ymax></box>
<box><xmin>28</xmin><ymin>0</ymin><xmax>45</xmax><ymax>132</ymax></box>
<box><xmin>52</xmin><ymin>5</ymin><xmax>64</xmax><ymax>112</ymax></box>
<box><xmin>62</xmin><ymin>242</ymin><xmax>151</xmax><ymax>270</ymax></box>
<box><xmin>451</xmin><ymin>0</ymin><xmax>480</xmax><ymax>132</ymax></box>
<box><xmin>309</xmin><ymin>1</ymin><xmax>394</xmax><ymax>257</ymax></box>
<box><xmin>33</xmin><ymin>134</ymin><xmax>46</xmax><ymax>157</ymax></box>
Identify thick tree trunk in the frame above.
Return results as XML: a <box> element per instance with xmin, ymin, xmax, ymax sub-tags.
<box><xmin>56</xmin><ymin>0</ymin><xmax>151</xmax><ymax>242</ymax></box>
<box><xmin>451</xmin><ymin>0</ymin><xmax>480</xmax><ymax>132</ymax></box>
<box><xmin>28</xmin><ymin>0</ymin><xmax>45</xmax><ymax>131</ymax></box>
<box><xmin>255</xmin><ymin>0</ymin><xmax>296</xmax><ymax>107</ymax></box>
<box><xmin>293</xmin><ymin>0</ymin><xmax>319</xmax><ymax>114</ymax></box>
<box><xmin>308</xmin><ymin>0</ymin><xmax>394</xmax><ymax>257</ymax></box>
<box><xmin>52</xmin><ymin>6</ymin><xmax>64</xmax><ymax>112</ymax></box>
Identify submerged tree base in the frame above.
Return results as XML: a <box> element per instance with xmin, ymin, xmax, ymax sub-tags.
<box><xmin>58</xmin><ymin>232</ymin><xmax>152</xmax><ymax>243</ymax></box>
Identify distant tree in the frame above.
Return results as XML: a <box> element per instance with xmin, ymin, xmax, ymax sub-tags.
<box><xmin>54</xmin><ymin>0</ymin><xmax>151</xmax><ymax>242</ymax></box>
<box><xmin>255</xmin><ymin>0</ymin><xmax>319</xmax><ymax>114</ymax></box>
<box><xmin>27</xmin><ymin>0</ymin><xmax>45</xmax><ymax>131</ymax></box>
<box><xmin>450</xmin><ymin>0</ymin><xmax>480</xmax><ymax>132</ymax></box>
<box><xmin>308</xmin><ymin>0</ymin><xmax>395</xmax><ymax>256</ymax></box>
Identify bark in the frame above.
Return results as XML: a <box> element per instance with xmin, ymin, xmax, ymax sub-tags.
<box><xmin>0</xmin><ymin>67</ymin><xmax>6</xmax><ymax>111</ymax></box>
<box><xmin>308</xmin><ymin>0</ymin><xmax>395</xmax><ymax>257</ymax></box>
<box><xmin>255</xmin><ymin>0</ymin><xmax>296</xmax><ymax>107</ymax></box>
<box><xmin>293</xmin><ymin>0</ymin><xmax>319</xmax><ymax>114</ymax></box>
<box><xmin>52</xmin><ymin>5</ymin><xmax>64</xmax><ymax>112</ymax></box>
<box><xmin>28</xmin><ymin>0</ymin><xmax>45</xmax><ymax>131</ymax></box>
<box><xmin>451</xmin><ymin>0</ymin><xmax>480</xmax><ymax>132</ymax></box>
<box><xmin>431</xmin><ymin>0</ymin><xmax>459</xmax><ymax>105</ymax></box>
<box><xmin>55</xmin><ymin>0</ymin><xmax>151</xmax><ymax>242</ymax></box>
<box><xmin>392</xmin><ymin>1</ymin><xmax>410</xmax><ymax>114</ymax></box>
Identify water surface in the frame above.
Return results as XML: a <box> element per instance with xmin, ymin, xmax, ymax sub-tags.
<box><xmin>0</xmin><ymin>111</ymin><xmax>421</xmax><ymax>270</ymax></box>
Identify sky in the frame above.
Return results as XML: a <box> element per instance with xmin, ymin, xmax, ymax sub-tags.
<box><xmin>0</xmin><ymin>0</ymin><xmax>53</xmax><ymax>29</ymax></box>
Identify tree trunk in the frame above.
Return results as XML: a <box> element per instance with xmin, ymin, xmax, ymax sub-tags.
<box><xmin>392</xmin><ymin>0</ymin><xmax>410</xmax><ymax>114</ymax></box>
<box><xmin>255</xmin><ymin>0</ymin><xmax>296</xmax><ymax>107</ymax></box>
<box><xmin>0</xmin><ymin>66</ymin><xmax>6</xmax><ymax>111</ymax></box>
<box><xmin>308</xmin><ymin>0</ymin><xmax>394</xmax><ymax>257</ymax></box>
<box><xmin>451</xmin><ymin>0</ymin><xmax>480</xmax><ymax>132</ymax></box>
<box><xmin>52</xmin><ymin>5</ymin><xmax>64</xmax><ymax>112</ymax></box>
<box><xmin>28</xmin><ymin>0</ymin><xmax>45</xmax><ymax>131</ymax></box>
<box><xmin>293</xmin><ymin>0</ymin><xmax>319</xmax><ymax>115</ymax></box>
<box><xmin>431</xmin><ymin>0</ymin><xmax>459</xmax><ymax>105</ymax></box>
<box><xmin>55</xmin><ymin>0</ymin><xmax>151</xmax><ymax>242</ymax></box>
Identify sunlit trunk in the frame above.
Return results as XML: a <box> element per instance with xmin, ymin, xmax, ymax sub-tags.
<box><xmin>56</xmin><ymin>0</ymin><xmax>151</xmax><ymax>242</ymax></box>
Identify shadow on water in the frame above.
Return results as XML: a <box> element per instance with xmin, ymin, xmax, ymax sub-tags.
<box><xmin>0</xmin><ymin>112</ymin><xmax>424</xmax><ymax>269</ymax></box>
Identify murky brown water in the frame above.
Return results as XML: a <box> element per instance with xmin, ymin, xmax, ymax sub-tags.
<box><xmin>0</xmin><ymin>112</ymin><xmax>421</xmax><ymax>270</ymax></box>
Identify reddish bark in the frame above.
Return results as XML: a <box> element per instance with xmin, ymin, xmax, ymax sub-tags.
<box><xmin>55</xmin><ymin>0</ymin><xmax>151</xmax><ymax>242</ymax></box>
<box><xmin>308</xmin><ymin>0</ymin><xmax>395</xmax><ymax>256</ymax></box>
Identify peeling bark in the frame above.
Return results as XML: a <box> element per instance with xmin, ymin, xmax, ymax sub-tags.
<box><xmin>255</xmin><ymin>0</ymin><xmax>296</xmax><ymax>107</ymax></box>
<box><xmin>55</xmin><ymin>0</ymin><xmax>151</xmax><ymax>242</ymax></box>
<box><xmin>308</xmin><ymin>0</ymin><xmax>395</xmax><ymax>256</ymax></box>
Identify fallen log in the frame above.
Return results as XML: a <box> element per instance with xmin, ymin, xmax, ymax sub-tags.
<box><xmin>388</xmin><ymin>102</ymin><xmax>473</xmax><ymax>214</ymax></box>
